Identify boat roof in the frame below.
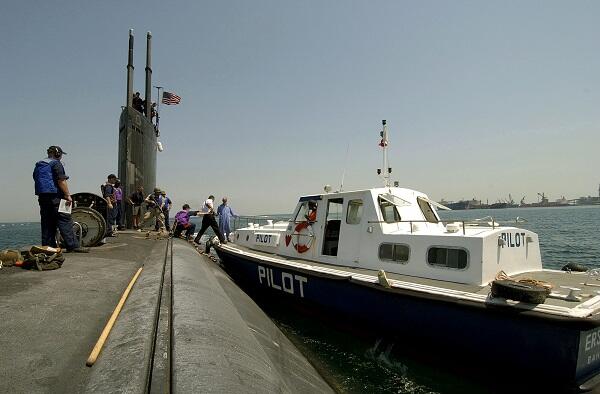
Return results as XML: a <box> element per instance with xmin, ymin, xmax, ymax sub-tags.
<box><xmin>299</xmin><ymin>187</ymin><xmax>431</xmax><ymax>201</ymax></box>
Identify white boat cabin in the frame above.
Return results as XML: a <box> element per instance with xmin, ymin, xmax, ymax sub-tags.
<box><xmin>232</xmin><ymin>187</ymin><xmax>542</xmax><ymax>286</ymax></box>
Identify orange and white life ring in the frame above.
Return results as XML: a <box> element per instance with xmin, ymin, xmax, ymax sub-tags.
<box><xmin>292</xmin><ymin>220</ymin><xmax>314</xmax><ymax>253</ymax></box>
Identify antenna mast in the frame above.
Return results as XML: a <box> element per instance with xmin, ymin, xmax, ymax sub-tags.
<box><xmin>376</xmin><ymin>120</ymin><xmax>392</xmax><ymax>187</ymax></box>
<box><xmin>339</xmin><ymin>143</ymin><xmax>350</xmax><ymax>192</ymax></box>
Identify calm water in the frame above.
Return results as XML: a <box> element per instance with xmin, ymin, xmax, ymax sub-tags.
<box><xmin>2</xmin><ymin>206</ymin><xmax>599</xmax><ymax>393</ymax></box>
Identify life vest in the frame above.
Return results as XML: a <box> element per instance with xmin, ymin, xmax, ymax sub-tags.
<box><xmin>33</xmin><ymin>158</ymin><xmax>58</xmax><ymax>195</ymax></box>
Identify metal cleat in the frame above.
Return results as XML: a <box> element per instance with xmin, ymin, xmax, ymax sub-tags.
<box><xmin>561</xmin><ymin>286</ymin><xmax>582</xmax><ymax>302</ymax></box>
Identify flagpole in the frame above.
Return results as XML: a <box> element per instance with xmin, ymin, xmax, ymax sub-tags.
<box><xmin>153</xmin><ymin>85</ymin><xmax>162</xmax><ymax>132</ymax></box>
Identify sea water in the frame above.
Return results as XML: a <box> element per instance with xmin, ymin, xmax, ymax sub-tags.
<box><xmin>2</xmin><ymin>206</ymin><xmax>599</xmax><ymax>393</ymax></box>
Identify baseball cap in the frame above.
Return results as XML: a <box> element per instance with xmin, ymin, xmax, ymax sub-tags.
<box><xmin>48</xmin><ymin>146</ymin><xmax>66</xmax><ymax>155</ymax></box>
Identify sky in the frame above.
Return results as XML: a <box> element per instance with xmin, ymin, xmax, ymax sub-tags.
<box><xmin>1</xmin><ymin>1</ymin><xmax>599</xmax><ymax>222</ymax></box>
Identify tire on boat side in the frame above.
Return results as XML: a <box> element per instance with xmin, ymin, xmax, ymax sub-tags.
<box><xmin>490</xmin><ymin>280</ymin><xmax>549</xmax><ymax>304</ymax></box>
<box><xmin>561</xmin><ymin>262</ymin><xmax>588</xmax><ymax>272</ymax></box>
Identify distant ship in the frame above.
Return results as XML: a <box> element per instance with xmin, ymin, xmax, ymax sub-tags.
<box><xmin>519</xmin><ymin>193</ymin><xmax>573</xmax><ymax>208</ymax></box>
<box><xmin>575</xmin><ymin>184</ymin><xmax>600</xmax><ymax>206</ymax></box>
<box><xmin>438</xmin><ymin>198</ymin><xmax>485</xmax><ymax>210</ymax></box>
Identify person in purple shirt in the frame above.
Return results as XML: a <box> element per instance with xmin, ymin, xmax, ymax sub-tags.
<box><xmin>173</xmin><ymin>204</ymin><xmax>200</xmax><ymax>240</ymax></box>
<box><xmin>114</xmin><ymin>180</ymin><xmax>125</xmax><ymax>230</ymax></box>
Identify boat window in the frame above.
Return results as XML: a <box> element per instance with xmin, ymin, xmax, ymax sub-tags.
<box><xmin>346</xmin><ymin>199</ymin><xmax>363</xmax><ymax>225</ymax></box>
<box><xmin>427</xmin><ymin>247</ymin><xmax>468</xmax><ymax>269</ymax></box>
<box><xmin>378</xmin><ymin>197</ymin><xmax>401</xmax><ymax>223</ymax></box>
<box><xmin>294</xmin><ymin>202</ymin><xmax>308</xmax><ymax>223</ymax></box>
<box><xmin>417</xmin><ymin>197</ymin><xmax>439</xmax><ymax>223</ymax></box>
<box><xmin>379</xmin><ymin>243</ymin><xmax>409</xmax><ymax>263</ymax></box>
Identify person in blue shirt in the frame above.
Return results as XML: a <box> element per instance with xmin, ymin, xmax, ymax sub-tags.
<box><xmin>33</xmin><ymin>146</ymin><xmax>87</xmax><ymax>252</ymax></box>
<box><xmin>217</xmin><ymin>197</ymin><xmax>238</xmax><ymax>242</ymax></box>
<box><xmin>102</xmin><ymin>174</ymin><xmax>118</xmax><ymax>237</ymax></box>
<box><xmin>160</xmin><ymin>190</ymin><xmax>172</xmax><ymax>231</ymax></box>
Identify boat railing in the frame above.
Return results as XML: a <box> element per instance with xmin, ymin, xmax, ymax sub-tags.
<box><xmin>232</xmin><ymin>216</ymin><xmax>319</xmax><ymax>238</ymax></box>
<box><xmin>367</xmin><ymin>217</ymin><xmax>500</xmax><ymax>235</ymax></box>
<box><xmin>232</xmin><ymin>215</ymin><xmax>290</xmax><ymax>231</ymax></box>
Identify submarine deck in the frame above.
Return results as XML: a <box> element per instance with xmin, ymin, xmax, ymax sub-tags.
<box><xmin>0</xmin><ymin>232</ymin><xmax>333</xmax><ymax>393</ymax></box>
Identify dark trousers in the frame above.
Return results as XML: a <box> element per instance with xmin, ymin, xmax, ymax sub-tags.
<box><xmin>164</xmin><ymin>210</ymin><xmax>170</xmax><ymax>231</ymax></box>
<box><xmin>106</xmin><ymin>206</ymin><xmax>116</xmax><ymax>235</ymax></box>
<box><xmin>194</xmin><ymin>214</ymin><xmax>224</xmax><ymax>243</ymax></box>
<box><xmin>174</xmin><ymin>223</ymin><xmax>196</xmax><ymax>238</ymax></box>
<box><xmin>115</xmin><ymin>201</ymin><xmax>124</xmax><ymax>228</ymax></box>
<box><xmin>38</xmin><ymin>195</ymin><xmax>79</xmax><ymax>250</ymax></box>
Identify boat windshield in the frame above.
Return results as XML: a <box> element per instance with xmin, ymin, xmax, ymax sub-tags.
<box><xmin>378</xmin><ymin>196</ymin><xmax>401</xmax><ymax>223</ymax></box>
<box><xmin>416</xmin><ymin>196</ymin><xmax>439</xmax><ymax>223</ymax></box>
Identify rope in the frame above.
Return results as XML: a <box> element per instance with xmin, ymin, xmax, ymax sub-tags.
<box><xmin>494</xmin><ymin>270</ymin><xmax>553</xmax><ymax>293</ymax></box>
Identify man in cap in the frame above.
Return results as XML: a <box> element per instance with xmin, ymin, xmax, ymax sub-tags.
<box><xmin>144</xmin><ymin>187</ymin><xmax>165</xmax><ymax>231</ymax></box>
<box><xmin>33</xmin><ymin>146</ymin><xmax>87</xmax><ymax>252</ymax></box>
<box><xmin>102</xmin><ymin>174</ymin><xmax>118</xmax><ymax>237</ymax></box>
<box><xmin>160</xmin><ymin>190</ymin><xmax>173</xmax><ymax>231</ymax></box>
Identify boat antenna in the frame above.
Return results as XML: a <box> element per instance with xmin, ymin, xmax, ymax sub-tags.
<box><xmin>339</xmin><ymin>143</ymin><xmax>350</xmax><ymax>192</ymax></box>
<box><xmin>376</xmin><ymin>120</ymin><xmax>392</xmax><ymax>187</ymax></box>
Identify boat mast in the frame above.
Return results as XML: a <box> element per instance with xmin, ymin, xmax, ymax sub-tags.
<box><xmin>377</xmin><ymin>119</ymin><xmax>392</xmax><ymax>187</ymax></box>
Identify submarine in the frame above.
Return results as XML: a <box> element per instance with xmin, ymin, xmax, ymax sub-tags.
<box><xmin>0</xmin><ymin>30</ymin><xmax>334</xmax><ymax>393</ymax></box>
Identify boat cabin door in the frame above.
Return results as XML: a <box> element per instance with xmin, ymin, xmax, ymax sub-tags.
<box><xmin>322</xmin><ymin>198</ymin><xmax>343</xmax><ymax>256</ymax></box>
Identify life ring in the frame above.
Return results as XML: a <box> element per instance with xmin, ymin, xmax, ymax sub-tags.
<box><xmin>292</xmin><ymin>220</ymin><xmax>314</xmax><ymax>253</ymax></box>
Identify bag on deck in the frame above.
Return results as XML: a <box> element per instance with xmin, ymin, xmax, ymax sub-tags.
<box><xmin>21</xmin><ymin>246</ymin><xmax>65</xmax><ymax>271</ymax></box>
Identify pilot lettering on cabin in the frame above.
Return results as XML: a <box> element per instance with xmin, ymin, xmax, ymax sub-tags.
<box><xmin>500</xmin><ymin>232</ymin><xmax>526</xmax><ymax>248</ymax></box>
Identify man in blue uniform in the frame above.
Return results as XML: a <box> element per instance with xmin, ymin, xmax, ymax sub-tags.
<box><xmin>33</xmin><ymin>146</ymin><xmax>88</xmax><ymax>252</ymax></box>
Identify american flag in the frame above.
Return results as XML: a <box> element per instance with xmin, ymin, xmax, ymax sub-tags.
<box><xmin>161</xmin><ymin>91</ymin><xmax>181</xmax><ymax>105</ymax></box>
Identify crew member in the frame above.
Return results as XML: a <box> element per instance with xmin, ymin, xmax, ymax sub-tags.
<box><xmin>217</xmin><ymin>197</ymin><xmax>238</xmax><ymax>242</ymax></box>
<box><xmin>161</xmin><ymin>190</ymin><xmax>172</xmax><ymax>231</ymax></box>
<box><xmin>173</xmin><ymin>204</ymin><xmax>200</xmax><ymax>240</ymax></box>
<box><xmin>132</xmin><ymin>92</ymin><xmax>144</xmax><ymax>113</ymax></box>
<box><xmin>102</xmin><ymin>174</ymin><xmax>118</xmax><ymax>237</ymax></box>
<box><xmin>127</xmin><ymin>185</ymin><xmax>144</xmax><ymax>230</ymax></box>
<box><xmin>33</xmin><ymin>146</ymin><xmax>87</xmax><ymax>253</ymax></box>
<box><xmin>114</xmin><ymin>180</ymin><xmax>125</xmax><ymax>230</ymax></box>
<box><xmin>144</xmin><ymin>188</ymin><xmax>165</xmax><ymax>231</ymax></box>
<box><xmin>193</xmin><ymin>195</ymin><xmax>226</xmax><ymax>245</ymax></box>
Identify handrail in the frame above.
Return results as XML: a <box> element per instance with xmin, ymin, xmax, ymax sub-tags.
<box><xmin>232</xmin><ymin>215</ymin><xmax>290</xmax><ymax>231</ymax></box>
<box><xmin>367</xmin><ymin>218</ymin><xmax>498</xmax><ymax>235</ymax></box>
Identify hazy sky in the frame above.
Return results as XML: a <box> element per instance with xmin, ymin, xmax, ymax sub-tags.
<box><xmin>1</xmin><ymin>1</ymin><xmax>599</xmax><ymax>222</ymax></box>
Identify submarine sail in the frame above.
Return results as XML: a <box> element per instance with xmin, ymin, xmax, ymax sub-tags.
<box><xmin>118</xmin><ymin>30</ymin><xmax>157</xmax><ymax>228</ymax></box>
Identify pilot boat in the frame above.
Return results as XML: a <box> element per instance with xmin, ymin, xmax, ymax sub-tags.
<box><xmin>214</xmin><ymin>121</ymin><xmax>600</xmax><ymax>391</ymax></box>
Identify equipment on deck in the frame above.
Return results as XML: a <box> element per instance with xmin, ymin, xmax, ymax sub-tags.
<box><xmin>71</xmin><ymin>193</ymin><xmax>109</xmax><ymax>246</ymax></box>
